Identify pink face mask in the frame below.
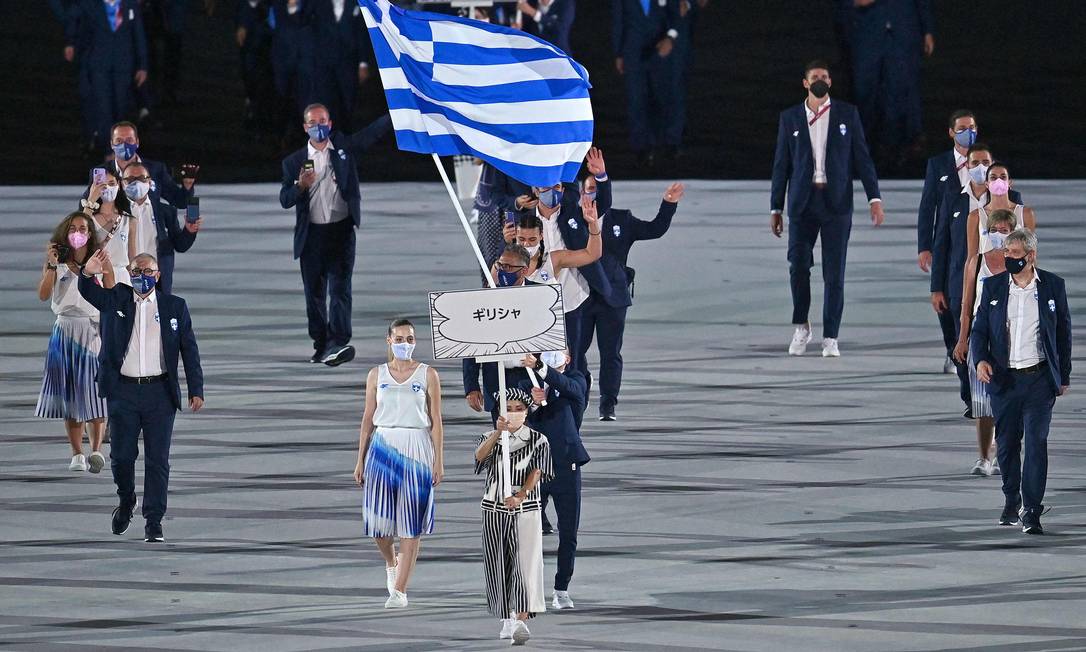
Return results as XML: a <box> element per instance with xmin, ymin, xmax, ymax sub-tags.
<box><xmin>988</xmin><ymin>178</ymin><xmax>1010</xmax><ymax>196</ymax></box>
<box><xmin>67</xmin><ymin>232</ymin><xmax>90</xmax><ymax>249</ymax></box>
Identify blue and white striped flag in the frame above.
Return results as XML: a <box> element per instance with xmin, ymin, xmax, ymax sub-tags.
<box><xmin>358</xmin><ymin>0</ymin><xmax>593</xmax><ymax>188</ymax></box>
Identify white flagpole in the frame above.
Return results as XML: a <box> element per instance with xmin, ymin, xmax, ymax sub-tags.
<box><xmin>433</xmin><ymin>154</ymin><xmax>495</xmax><ymax>288</ymax></box>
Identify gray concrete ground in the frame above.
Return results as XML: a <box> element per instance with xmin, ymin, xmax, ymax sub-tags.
<box><xmin>1</xmin><ymin>180</ymin><xmax>1083</xmax><ymax>651</ymax></box>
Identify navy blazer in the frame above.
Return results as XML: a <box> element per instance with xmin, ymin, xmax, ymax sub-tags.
<box><xmin>550</xmin><ymin>180</ymin><xmax>615</xmax><ymax>305</ymax></box>
<box><xmin>137</xmin><ymin>195</ymin><xmax>197</xmax><ymax>261</ymax></box>
<box><xmin>840</xmin><ymin>0</ymin><xmax>934</xmax><ymax>52</ymax></box>
<box><xmin>521</xmin><ymin>366</ymin><xmax>590</xmax><ymax>486</ymax></box>
<box><xmin>279</xmin><ymin>115</ymin><xmax>392</xmax><ymax>259</ymax></box>
<box><xmin>970</xmin><ymin>269</ymin><xmax>1071</xmax><ymax>396</ymax></box>
<box><xmin>524</xmin><ymin>0</ymin><xmax>575</xmax><ymax>55</ymax></box>
<box><xmin>770</xmin><ymin>99</ymin><xmax>880</xmax><ymax>218</ymax></box>
<box><xmin>930</xmin><ymin>185</ymin><xmax>1023</xmax><ymax>298</ymax></box>
<box><xmin>917</xmin><ymin>150</ymin><xmax>960</xmax><ymax>253</ymax></box>
<box><xmin>311</xmin><ymin>0</ymin><xmax>371</xmax><ymax>67</ymax></box>
<box><xmin>596</xmin><ymin>201</ymin><xmax>676</xmax><ymax>307</ymax></box>
<box><xmin>65</xmin><ymin>0</ymin><xmax>149</xmax><ymax>71</ymax></box>
<box><xmin>84</xmin><ymin>158</ymin><xmax>194</xmax><ymax>210</ymax></box>
<box><xmin>77</xmin><ymin>276</ymin><xmax>204</xmax><ymax>411</ymax></box>
<box><xmin>611</xmin><ymin>0</ymin><xmax>681</xmax><ymax>58</ymax></box>
<box><xmin>462</xmin><ymin>360</ymin><xmax>530</xmax><ymax>415</ymax></box>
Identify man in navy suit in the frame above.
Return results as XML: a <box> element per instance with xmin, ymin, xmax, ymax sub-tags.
<box><xmin>121</xmin><ymin>160</ymin><xmax>201</xmax><ymax>293</ymax></box>
<box><xmin>235</xmin><ymin>0</ymin><xmax>275</xmax><ymax>133</ymax></box>
<box><xmin>577</xmin><ymin>178</ymin><xmax>682</xmax><ymax>421</ymax></box>
<box><xmin>521</xmin><ymin>350</ymin><xmax>590</xmax><ymax>610</ymax></box>
<box><xmin>279</xmin><ymin>104</ymin><xmax>391</xmax><ymax>365</ymax></box>
<box><xmin>310</xmin><ymin>0</ymin><xmax>373</xmax><ymax>133</ymax></box>
<box><xmin>86</xmin><ymin>121</ymin><xmax>197</xmax><ymax>210</ymax></box>
<box><xmin>269</xmin><ymin>0</ymin><xmax>316</xmax><ymax>139</ymax></box>
<box><xmin>64</xmin><ymin>0</ymin><xmax>149</xmax><ymax>150</ymax></box>
<box><xmin>770</xmin><ymin>60</ymin><xmax>883</xmax><ymax>358</ymax></box>
<box><xmin>970</xmin><ymin>230</ymin><xmax>1071</xmax><ymax>535</ymax></box>
<box><xmin>516</xmin><ymin>0</ymin><xmax>575</xmax><ymax>55</ymax></box>
<box><xmin>612</xmin><ymin>0</ymin><xmax>683</xmax><ymax>166</ymax></box>
<box><xmin>837</xmin><ymin>0</ymin><xmax>935</xmax><ymax>168</ymax></box>
<box><xmin>78</xmin><ymin>249</ymin><xmax>204</xmax><ymax>543</ymax></box>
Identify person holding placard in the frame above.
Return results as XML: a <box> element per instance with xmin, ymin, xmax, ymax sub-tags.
<box><xmin>474</xmin><ymin>388</ymin><xmax>554</xmax><ymax>644</ymax></box>
<box><xmin>354</xmin><ymin>319</ymin><xmax>444</xmax><ymax>609</ymax></box>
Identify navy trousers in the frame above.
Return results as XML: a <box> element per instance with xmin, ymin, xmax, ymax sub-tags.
<box><xmin>787</xmin><ymin>190</ymin><xmax>852</xmax><ymax>339</ymax></box>
<box><xmin>300</xmin><ymin>219</ymin><xmax>355</xmax><ymax>353</ymax></box>
<box><xmin>621</xmin><ymin>47</ymin><xmax>682</xmax><ymax>151</ymax></box>
<box><xmin>851</xmin><ymin>35</ymin><xmax>922</xmax><ymax>154</ymax></box>
<box><xmin>937</xmin><ymin>303</ymin><xmax>957</xmax><ymax>355</ymax></box>
<box><xmin>540</xmin><ymin>468</ymin><xmax>581</xmax><ymax>591</ymax></box>
<box><xmin>313</xmin><ymin>60</ymin><xmax>358</xmax><ymax>131</ymax></box>
<box><xmin>87</xmin><ymin>63</ymin><xmax>136</xmax><ymax>149</ymax></box>
<box><xmin>108</xmin><ymin>380</ymin><xmax>176</xmax><ymax>524</ymax></box>
<box><xmin>577</xmin><ymin>293</ymin><xmax>627</xmax><ymax>410</ymax></box>
<box><xmin>992</xmin><ymin>367</ymin><xmax>1056</xmax><ymax>513</ymax></box>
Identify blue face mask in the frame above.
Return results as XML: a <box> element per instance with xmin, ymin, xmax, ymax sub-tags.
<box><xmin>584</xmin><ymin>190</ymin><xmax>597</xmax><ymax>202</ymax></box>
<box><xmin>497</xmin><ymin>270</ymin><xmax>520</xmax><ymax>287</ymax></box>
<box><xmin>112</xmin><ymin>142</ymin><xmax>138</xmax><ymax>161</ymax></box>
<box><xmin>131</xmin><ymin>274</ymin><xmax>156</xmax><ymax>294</ymax></box>
<box><xmin>306</xmin><ymin>123</ymin><xmax>331</xmax><ymax>142</ymax></box>
<box><xmin>953</xmin><ymin>128</ymin><xmax>977</xmax><ymax>148</ymax></box>
<box><xmin>538</xmin><ymin>188</ymin><xmax>562</xmax><ymax>209</ymax></box>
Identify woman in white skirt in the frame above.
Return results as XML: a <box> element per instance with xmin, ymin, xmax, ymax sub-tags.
<box><xmin>83</xmin><ymin>167</ymin><xmax>137</xmax><ymax>285</ymax></box>
<box><xmin>35</xmin><ymin>212</ymin><xmax>116</xmax><ymax>472</ymax></box>
<box><xmin>354</xmin><ymin>319</ymin><xmax>444</xmax><ymax>609</ymax></box>
<box><xmin>474</xmin><ymin>388</ymin><xmax>554</xmax><ymax>645</ymax></box>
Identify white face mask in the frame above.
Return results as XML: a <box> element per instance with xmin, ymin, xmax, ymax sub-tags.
<box><xmin>524</xmin><ymin>244</ymin><xmax>540</xmax><ymax>257</ymax></box>
<box><xmin>100</xmin><ymin>185</ymin><xmax>119</xmax><ymax>203</ymax></box>
<box><xmin>124</xmin><ymin>181</ymin><xmax>150</xmax><ymax>201</ymax></box>
<box><xmin>503</xmin><ymin>411</ymin><xmax>527</xmax><ymax>431</ymax></box>
<box><xmin>987</xmin><ymin>231</ymin><xmax>1009</xmax><ymax>250</ymax></box>
<box><xmin>541</xmin><ymin>350</ymin><xmax>565</xmax><ymax>368</ymax></box>
<box><xmin>390</xmin><ymin>342</ymin><xmax>415</xmax><ymax>360</ymax></box>
<box><xmin>968</xmin><ymin>164</ymin><xmax>989</xmax><ymax>185</ymax></box>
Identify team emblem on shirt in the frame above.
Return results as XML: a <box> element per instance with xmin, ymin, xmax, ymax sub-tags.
<box><xmin>411</xmin><ymin>381</ymin><xmax>423</xmax><ymax>393</ymax></box>
<box><xmin>170</xmin><ymin>317</ymin><xmax>178</xmax><ymax>331</ymax></box>
<box><xmin>337</xmin><ymin>149</ymin><xmax>347</xmax><ymax>160</ymax></box>
<box><xmin>568</xmin><ymin>218</ymin><xmax>578</xmax><ymax>230</ymax></box>
<box><xmin>839</xmin><ymin>123</ymin><xmax>847</xmax><ymax>136</ymax></box>
<box><xmin>613</xmin><ymin>224</ymin><xmax>621</xmax><ymax>237</ymax></box>
<box><xmin>1049</xmin><ymin>299</ymin><xmax>1056</xmax><ymax>312</ymax></box>
<box><xmin>540</xmin><ymin>270</ymin><xmax>550</xmax><ymax>281</ymax></box>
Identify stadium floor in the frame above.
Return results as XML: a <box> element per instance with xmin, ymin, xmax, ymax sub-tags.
<box><xmin>1</xmin><ymin>180</ymin><xmax>1083</xmax><ymax>651</ymax></box>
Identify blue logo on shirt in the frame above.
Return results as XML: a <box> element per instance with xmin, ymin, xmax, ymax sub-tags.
<box><xmin>411</xmin><ymin>381</ymin><xmax>423</xmax><ymax>393</ymax></box>
<box><xmin>379</xmin><ymin>383</ymin><xmax>389</xmax><ymax>389</ymax></box>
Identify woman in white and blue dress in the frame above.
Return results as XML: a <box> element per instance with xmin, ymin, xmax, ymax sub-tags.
<box><xmin>954</xmin><ymin>163</ymin><xmax>1037</xmax><ymax>476</ymax></box>
<box><xmin>474</xmin><ymin>388</ymin><xmax>554</xmax><ymax>645</ymax></box>
<box><xmin>35</xmin><ymin>212</ymin><xmax>115</xmax><ymax>472</ymax></box>
<box><xmin>83</xmin><ymin>166</ymin><xmax>137</xmax><ymax>285</ymax></box>
<box><xmin>354</xmin><ymin>319</ymin><xmax>444</xmax><ymax>609</ymax></box>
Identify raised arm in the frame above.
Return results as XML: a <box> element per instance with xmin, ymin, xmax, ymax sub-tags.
<box><xmin>550</xmin><ymin>196</ymin><xmax>601</xmax><ymax>273</ymax></box>
<box><xmin>77</xmin><ymin>249</ymin><xmax>115</xmax><ymax>310</ymax></box>
<box><xmin>426</xmin><ymin>366</ymin><xmax>444</xmax><ymax>485</ymax></box>
<box><xmin>631</xmin><ymin>182</ymin><xmax>682</xmax><ymax>241</ymax></box>
<box><xmin>162</xmin><ymin>203</ymin><xmax>198</xmax><ymax>253</ymax></box>
<box><xmin>345</xmin><ymin>114</ymin><xmax>393</xmax><ymax>158</ymax></box>
<box><xmin>126</xmin><ymin>217</ymin><xmax>138</xmax><ymax>262</ymax></box>
<box><xmin>354</xmin><ymin>367</ymin><xmax>380</xmax><ymax>485</ymax></box>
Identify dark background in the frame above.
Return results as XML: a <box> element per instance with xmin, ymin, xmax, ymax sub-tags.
<box><xmin>2</xmin><ymin>1</ymin><xmax>1084</xmax><ymax>185</ymax></box>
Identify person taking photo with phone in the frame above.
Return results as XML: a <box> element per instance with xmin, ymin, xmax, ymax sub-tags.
<box><xmin>122</xmin><ymin>161</ymin><xmax>202</xmax><ymax>294</ymax></box>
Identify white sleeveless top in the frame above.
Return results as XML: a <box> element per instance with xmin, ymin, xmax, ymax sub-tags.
<box><xmin>973</xmin><ymin>203</ymin><xmax>1024</xmax><ymax>315</ymax></box>
<box><xmin>373</xmin><ymin>363</ymin><xmax>431</xmax><ymax>429</ymax></box>
<box><xmin>94</xmin><ymin>212</ymin><xmax>133</xmax><ymax>287</ymax></box>
<box><xmin>527</xmin><ymin>254</ymin><xmax>588</xmax><ymax>313</ymax></box>
<box><xmin>50</xmin><ymin>265</ymin><xmax>101</xmax><ymax>319</ymax></box>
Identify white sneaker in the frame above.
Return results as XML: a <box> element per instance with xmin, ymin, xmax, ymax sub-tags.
<box><xmin>510</xmin><ymin>619</ymin><xmax>530</xmax><ymax>646</ymax></box>
<box><xmin>385</xmin><ymin>566</ymin><xmax>397</xmax><ymax>597</ymax></box>
<box><xmin>499</xmin><ymin>619</ymin><xmax>514</xmax><ymax>639</ymax></box>
<box><xmin>88</xmin><ymin>451</ymin><xmax>106</xmax><ymax>474</ymax></box>
<box><xmin>988</xmin><ymin>458</ymin><xmax>1000</xmax><ymax>476</ymax></box>
<box><xmin>69</xmin><ymin>454</ymin><xmax>87</xmax><ymax>472</ymax></box>
<box><xmin>788</xmin><ymin>325</ymin><xmax>812</xmax><ymax>356</ymax></box>
<box><xmin>552</xmin><ymin>590</ymin><xmax>574</xmax><ymax>609</ymax></box>
<box><xmin>970</xmin><ymin>459</ymin><xmax>988</xmax><ymax>476</ymax></box>
<box><xmin>821</xmin><ymin>338</ymin><xmax>840</xmax><ymax>357</ymax></box>
<box><xmin>384</xmin><ymin>590</ymin><xmax>408</xmax><ymax>609</ymax></box>
<box><xmin>943</xmin><ymin>355</ymin><xmax>956</xmax><ymax>374</ymax></box>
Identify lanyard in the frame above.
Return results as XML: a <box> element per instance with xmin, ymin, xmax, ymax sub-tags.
<box><xmin>808</xmin><ymin>103</ymin><xmax>830</xmax><ymax>126</ymax></box>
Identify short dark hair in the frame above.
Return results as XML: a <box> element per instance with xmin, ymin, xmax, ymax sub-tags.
<box><xmin>804</xmin><ymin>60</ymin><xmax>831</xmax><ymax>77</ymax></box>
<box><xmin>948</xmin><ymin>109</ymin><xmax>975</xmax><ymax>129</ymax></box>
<box><xmin>111</xmin><ymin>121</ymin><xmax>139</xmax><ymax>140</ymax></box>
<box><xmin>966</xmin><ymin>142</ymin><xmax>992</xmax><ymax>158</ymax></box>
<box><xmin>303</xmin><ymin>103</ymin><xmax>330</xmax><ymax>121</ymax></box>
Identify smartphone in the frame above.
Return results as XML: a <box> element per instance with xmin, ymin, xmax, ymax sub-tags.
<box><xmin>186</xmin><ymin>197</ymin><xmax>200</xmax><ymax>223</ymax></box>
<box><xmin>303</xmin><ymin>159</ymin><xmax>315</xmax><ymax>172</ymax></box>
<box><xmin>92</xmin><ymin>167</ymin><xmax>106</xmax><ymax>185</ymax></box>
<box><xmin>504</xmin><ymin>209</ymin><xmax>517</xmax><ymax>226</ymax></box>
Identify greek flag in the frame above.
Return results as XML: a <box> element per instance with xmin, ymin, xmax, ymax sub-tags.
<box><xmin>358</xmin><ymin>0</ymin><xmax>593</xmax><ymax>188</ymax></box>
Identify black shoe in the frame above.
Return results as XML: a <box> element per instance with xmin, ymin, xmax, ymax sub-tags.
<box><xmin>542</xmin><ymin>521</ymin><xmax>554</xmax><ymax>535</ymax></box>
<box><xmin>322</xmin><ymin>344</ymin><xmax>356</xmax><ymax>367</ymax></box>
<box><xmin>999</xmin><ymin>501</ymin><xmax>1022</xmax><ymax>526</ymax></box>
<box><xmin>144</xmin><ymin>522</ymin><xmax>165</xmax><ymax>543</ymax></box>
<box><xmin>599</xmin><ymin>406</ymin><xmax>616</xmax><ymax>421</ymax></box>
<box><xmin>111</xmin><ymin>499</ymin><xmax>135</xmax><ymax>535</ymax></box>
<box><xmin>310</xmin><ymin>348</ymin><xmax>327</xmax><ymax>363</ymax></box>
<box><xmin>1021</xmin><ymin>510</ymin><xmax>1043</xmax><ymax>535</ymax></box>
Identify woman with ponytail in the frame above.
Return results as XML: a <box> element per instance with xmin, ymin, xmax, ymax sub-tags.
<box><xmin>353</xmin><ymin>319</ymin><xmax>444</xmax><ymax>609</ymax></box>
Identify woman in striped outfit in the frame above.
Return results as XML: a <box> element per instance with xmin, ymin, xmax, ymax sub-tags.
<box><xmin>36</xmin><ymin>212</ymin><xmax>115</xmax><ymax>472</ymax></box>
<box><xmin>354</xmin><ymin>319</ymin><xmax>444</xmax><ymax>609</ymax></box>
<box><xmin>474</xmin><ymin>388</ymin><xmax>554</xmax><ymax>645</ymax></box>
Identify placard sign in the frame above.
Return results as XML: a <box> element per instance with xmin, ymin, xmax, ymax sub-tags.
<box><xmin>428</xmin><ymin>285</ymin><xmax>566</xmax><ymax>359</ymax></box>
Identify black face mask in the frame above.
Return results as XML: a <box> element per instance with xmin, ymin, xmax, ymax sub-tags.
<box><xmin>809</xmin><ymin>80</ymin><xmax>830</xmax><ymax>98</ymax></box>
<box><xmin>1004</xmin><ymin>255</ymin><xmax>1029</xmax><ymax>275</ymax></box>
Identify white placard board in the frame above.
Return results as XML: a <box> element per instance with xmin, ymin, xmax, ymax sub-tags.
<box><xmin>428</xmin><ymin>285</ymin><xmax>566</xmax><ymax>359</ymax></box>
